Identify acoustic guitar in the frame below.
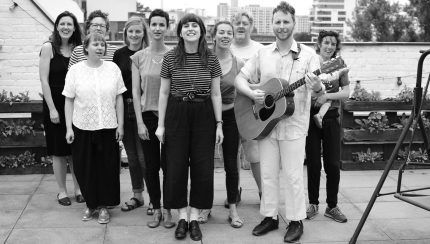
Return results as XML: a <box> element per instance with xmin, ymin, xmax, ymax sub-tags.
<box><xmin>234</xmin><ymin>57</ymin><xmax>346</xmax><ymax>140</ymax></box>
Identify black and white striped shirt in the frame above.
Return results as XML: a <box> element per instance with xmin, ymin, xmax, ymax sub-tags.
<box><xmin>68</xmin><ymin>44</ymin><xmax>117</xmax><ymax>69</ymax></box>
<box><xmin>160</xmin><ymin>50</ymin><xmax>222</xmax><ymax>95</ymax></box>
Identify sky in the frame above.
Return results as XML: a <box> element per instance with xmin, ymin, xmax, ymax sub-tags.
<box><xmin>139</xmin><ymin>0</ymin><xmax>409</xmax><ymax>17</ymax></box>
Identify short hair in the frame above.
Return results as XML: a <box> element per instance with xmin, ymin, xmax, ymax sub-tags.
<box><xmin>123</xmin><ymin>16</ymin><xmax>148</xmax><ymax>48</ymax></box>
<box><xmin>83</xmin><ymin>33</ymin><xmax>107</xmax><ymax>56</ymax></box>
<box><xmin>85</xmin><ymin>10</ymin><xmax>110</xmax><ymax>34</ymax></box>
<box><xmin>273</xmin><ymin>1</ymin><xmax>296</xmax><ymax>23</ymax></box>
<box><xmin>50</xmin><ymin>11</ymin><xmax>82</xmax><ymax>55</ymax></box>
<box><xmin>231</xmin><ymin>10</ymin><xmax>254</xmax><ymax>25</ymax></box>
<box><xmin>149</xmin><ymin>9</ymin><xmax>170</xmax><ymax>28</ymax></box>
<box><xmin>316</xmin><ymin>30</ymin><xmax>341</xmax><ymax>58</ymax></box>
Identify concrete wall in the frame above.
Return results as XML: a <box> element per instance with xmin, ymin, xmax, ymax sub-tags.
<box><xmin>0</xmin><ymin>0</ymin><xmax>53</xmax><ymax>100</ymax></box>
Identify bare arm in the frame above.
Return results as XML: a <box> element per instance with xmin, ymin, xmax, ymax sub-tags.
<box><xmin>211</xmin><ymin>76</ymin><xmax>223</xmax><ymax>144</ymax></box>
<box><xmin>132</xmin><ymin>63</ymin><xmax>150</xmax><ymax>140</ymax></box>
<box><xmin>115</xmin><ymin>94</ymin><xmax>124</xmax><ymax>142</ymax></box>
<box><xmin>39</xmin><ymin>43</ymin><xmax>60</xmax><ymax>124</ymax></box>
<box><xmin>234</xmin><ymin>72</ymin><xmax>265</xmax><ymax>104</ymax></box>
<box><xmin>64</xmin><ymin>97</ymin><xmax>74</xmax><ymax>144</ymax></box>
<box><xmin>155</xmin><ymin>77</ymin><xmax>171</xmax><ymax>143</ymax></box>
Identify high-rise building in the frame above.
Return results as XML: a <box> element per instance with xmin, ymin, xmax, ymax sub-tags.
<box><xmin>231</xmin><ymin>0</ymin><xmax>238</xmax><ymax>8</ymax></box>
<box><xmin>296</xmin><ymin>15</ymin><xmax>310</xmax><ymax>33</ymax></box>
<box><xmin>309</xmin><ymin>0</ymin><xmax>356</xmax><ymax>41</ymax></box>
<box><xmin>230</xmin><ymin>5</ymin><xmax>274</xmax><ymax>34</ymax></box>
<box><xmin>217</xmin><ymin>3</ymin><xmax>229</xmax><ymax>20</ymax></box>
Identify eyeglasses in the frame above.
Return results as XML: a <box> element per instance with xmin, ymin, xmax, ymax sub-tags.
<box><xmin>90</xmin><ymin>23</ymin><xmax>106</xmax><ymax>29</ymax></box>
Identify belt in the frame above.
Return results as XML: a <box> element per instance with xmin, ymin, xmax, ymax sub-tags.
<box><xmin>171</xmin><ymin>93</ymin><xmax>210</xmax><ymax>102</ymax></box>
<box><xmin>125</xmin><ymin>98</ymin><xmax>133</xmax><ymax>103</ymax></box>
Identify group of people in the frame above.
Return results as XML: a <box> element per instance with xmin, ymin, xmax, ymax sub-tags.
<box><xmin>39</xmin><ymin>1</ymin><xmax>350</xmax><ymax>242</ymax></box>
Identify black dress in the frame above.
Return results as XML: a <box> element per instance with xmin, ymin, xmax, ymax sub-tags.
<box><xmin>43</xmin><ymin>45</ymin><xmax>71</xmax><ymax>156</ymax></box>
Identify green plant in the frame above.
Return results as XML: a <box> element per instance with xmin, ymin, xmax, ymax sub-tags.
<box><xmin>350</xmin><ymin>83</ymin><xmax>381</xmax><ymax>101</ymax></box>
<box><xmin>0</xmin><ymin>151</ymin><xmax>52</xmax><ymax>169</ymax></box>
<box><xmin>396</xmin><ymin>85</ymin><xmax>414</xmax><ymax>102</ymax></box>
<box><xmin>391</xmin><ymin>113</ymin><xmax>430</xmax><ymax>130</ymax></box>
<box><xmin>0</xmin><ymin>90</ymin><xmax>30</xmax><ymax>105</ymax></box>
<box><xmin>0</xmin><ymin>119</ymin><xmax>36</xmax><ymax>138</ymax></box>
<box><xmin>353</xmin><ymin>148</ymin><xmax>383</xmax><ymax>164</ymax></box>
<box><xmin>354</xmin><ymin>112</ymin><xmax>390</xmax><ymax>133</ymax></box>
<box><xmin>397</xmin><ymin>148</ymin><xmax>428</xmax><ymax>163</ymax></box>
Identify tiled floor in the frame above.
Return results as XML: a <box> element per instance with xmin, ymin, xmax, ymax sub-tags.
<box><xmin>0</xmin><ymin>167</ymin><xmax>429</xmax><ymax>243</ymax></box>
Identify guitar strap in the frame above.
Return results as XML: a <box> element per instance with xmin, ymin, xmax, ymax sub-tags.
<box><xmin>292</xmin><ymin>42</ymin><xmax>301</xmax><ymax>61</ymax></box>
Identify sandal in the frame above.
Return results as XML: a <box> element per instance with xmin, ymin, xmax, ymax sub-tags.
<box><xmin>197</xmin><ymin>209</ymin><xmax>211</xmax><ymax>224</ymax></box>
<box><xmin>228</xmin><ymin>215</ymin><xmax>244</xmax><ymax>228</ymax></box>
<box><xmin>147</xmin><ymin>202</ymin><xmax>154</xmax><ymax>216</ymax></box>
<box><xmin>121</xmin><ymin>197</ymin><xmax>144</xmax><ymax>212</ymax></box>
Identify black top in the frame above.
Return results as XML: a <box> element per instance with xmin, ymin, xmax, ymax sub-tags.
<box><xmin>113</xmin><ymin>46</ymin><xmax>138</xmax><ymax>99</ymax></box>
<box><xmin>49</xmin><ymin>48</ymin><xmax>70</xmax><ymax>89</ymax></box>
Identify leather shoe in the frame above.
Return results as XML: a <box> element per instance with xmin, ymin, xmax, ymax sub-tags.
<box><xmin>284</xmin><ymin>220</ymin><xmax>303</xmax><ymax>243</ymax></box>
<box><xmin>174</xmin><ymin>219</ymin><xmax>188</xmax><ymax>240</ymax></box>
<box><xmin>57</xmin><ymin>193</ymin><xmax>71</xmax><ymax>206</ymax></box>
<box><xmin>189</xmin><ymin>220</ymin><xmax>202</xmax><ymax>241</ymax></box>
<box><xmin>252</xmin><ymin>216</ymin><xmax>279</xmax><ymax>236</ymax></box>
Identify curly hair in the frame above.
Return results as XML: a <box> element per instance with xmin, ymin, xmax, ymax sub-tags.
<box><xmin>316</xmin><ymin>30</ymin><xmax>341</xmax><ymax>58</ymax></box>
<box><xmin>231</xmin><ymin>10</ymin><xmax>254</xmax><ymax>26</ymax></box>
<box><xmin>85</xmin><ymin>10</ymin><xmax>109</xmax><ymax>34</ymax></box>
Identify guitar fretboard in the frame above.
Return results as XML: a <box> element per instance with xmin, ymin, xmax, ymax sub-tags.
<box><xmin>274</xmin><ymin>69</ymin><xmax>322</xmax><ymax>101</ymax></box>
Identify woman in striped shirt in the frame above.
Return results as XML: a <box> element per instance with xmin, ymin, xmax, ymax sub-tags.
<box><xmin>68</xmin><ymin>10</ymin><xmax>116</xmax><ymax>68</ymax></box>
<box><xmin>155</xmin><ymin>13</ymin><xmax>223</xmax><ymax>241</ymax></box>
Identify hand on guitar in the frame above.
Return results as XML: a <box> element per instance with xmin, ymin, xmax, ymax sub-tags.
<box><xmin>250</xmin><ymin>89</ymin><xmax>266</xmax><ymax>104</ymax></box>
<box><xmin>305</xmin><ymin>73</ymin><xmax>323</xmax><ymax>93</ymax></box>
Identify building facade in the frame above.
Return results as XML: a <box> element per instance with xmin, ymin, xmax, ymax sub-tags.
<box><xmin>217</xmin><ymin>3</ymin><xmax>229</xmax><ymax>20</ymax></box>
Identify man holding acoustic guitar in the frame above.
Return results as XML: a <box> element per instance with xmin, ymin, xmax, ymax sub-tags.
<box><xmin>234</xmin><ymin>1</ymin><xmax>346</xmax><ymax>242</ymax></box>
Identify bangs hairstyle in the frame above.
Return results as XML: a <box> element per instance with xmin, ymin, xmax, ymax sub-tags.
<box><xmin>231</xmin><ymin>11</ymin><xmax>254</xmax><ymax>25</ymax></box>
<box><xmin>174</xmin><ymin>13</ymin><xmax>210</xmax><ymax>68</ymax></box>
<box><xmin>83</xmin><ymin>33</ymin><xmax>107</xmax><ymax>56</ymax></box>
<box><xmin>149</xmin><ymin>9</ymin><xmax>170</xmax><ymax>28</ymax></box>
<box><xmin>272</xmin><ymin>1</ymin><xmax>296</xmax><ymax>22</ymax></box>
<box><xmin>123</xmin><ymin>16</ymin><xmax>149</xmax><ymax>49</ymax></box>
<box><xmin>211</xmin><ymin>21</ymin><xmax>234</xmax><ymax>49</ymax></box>
<box><xmin>316</xmin><ymin>30</ymin><xmax>341</xmax><ymax>58</ymax></box>
<box><xmin>50</xmin><ymin>11</ymin><xmax>82</xmax><ymax>55</ymax></box>
<box><xmin>85</xmin><ymin>10</ymin><xmax>109</xmax><ymax>34</ymax></box>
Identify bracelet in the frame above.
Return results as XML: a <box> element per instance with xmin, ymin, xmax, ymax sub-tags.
<box><xmin>216</xmin><ymin>120</ymin><xmax>223</xmax><ymax>126</ymax></box>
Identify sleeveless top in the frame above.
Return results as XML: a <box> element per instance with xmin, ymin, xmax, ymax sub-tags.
<box><xmin>49</xmin><ymin>46</ymin><xmax>70</xmax><ymax>90</ymax></box>
<box><xmin>220</xmin><ymin>56</ymin><xmax>242</xmax><ymax>104</ymax></box>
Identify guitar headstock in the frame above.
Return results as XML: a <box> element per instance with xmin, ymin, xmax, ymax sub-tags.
<box><xmin>320</xmin><ymin>56</ymin><xmax>346</xmax><ymax>75</ymax></box>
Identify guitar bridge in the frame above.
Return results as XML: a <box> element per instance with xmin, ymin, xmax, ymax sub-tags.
<box><xmin>252</xmin><ymin>103</ymin><xmax>259</xmax><ymax>120</ymax></box>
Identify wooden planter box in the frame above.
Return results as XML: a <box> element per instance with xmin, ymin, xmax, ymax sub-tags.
<box><xmin>0</xmin><ymin>101</ymin><xmax>43</xmax><ymax>113</ymax></box>
<box><xmin>343</xmin><ymin>101</ymin><xmax>430</xmax><ymax>111</ymax></box>
<box><xmin>341</xmin><ymin>160</ymin><xmax>430</xmax><ymax>170</ymax></box>
<box><xmin>0</xmin><ymin>165</ymin><xmax>53</xmax><ymax>175</ymax></box>
<box><xmin>0</xmin><ymin>131</ymin><xmax>46</xmax><ymax>148</ymax></box>
<box><xmin>343</xmin><ymin>128</ymin><xmax>428</xmax><ymax>143</ymax></box>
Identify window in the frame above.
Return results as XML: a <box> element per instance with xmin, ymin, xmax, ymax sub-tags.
<box><xmin>338</xmin><ymin>17</ymin><xmax>346</xmax><ymax>21</ymax></box>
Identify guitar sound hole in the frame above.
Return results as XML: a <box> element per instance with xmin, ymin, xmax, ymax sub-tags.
<box><xmin>259</xmin><ymin>103</ymin><xmax>276</xmax><ymax>121</ymax></box>
<box><xmin>264</xmin><ymin>95</ymin><xmax>274</xmax><ymax>109</ymax></box>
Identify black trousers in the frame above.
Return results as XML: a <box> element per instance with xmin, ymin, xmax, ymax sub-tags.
<box><xmin>71</xmin><ymin>126</ymin><xmax>120</xmax><ymax>209</ymax></box>
<box><xmin>141</xmin><ymin>111</ymin><xmax>166</xmax><ymax>209</ymax></box>
<box><xmin>222</xmin><ymin>108</ymin><xmax>239</xmax><ymax>204</ymax></box>
<box><xmin>164</xmin><ymin>96</ymin><xmax>215</xmax><ymax>209</ymax></box>
<box><xmin>305</xmin><ymin>108</ymin><xmax>340</xmax><ymax>209</ymax></box>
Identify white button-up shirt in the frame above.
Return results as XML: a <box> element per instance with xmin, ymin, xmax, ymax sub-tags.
<box><xmin>240</xmin><ymin>40</ymin><xmax>320</xmax><ymax>140</ymax></box>
<box><xmin>63</xmin><ymin>61</ymin><xmax>126</xmax><ymax>131</ymax></box>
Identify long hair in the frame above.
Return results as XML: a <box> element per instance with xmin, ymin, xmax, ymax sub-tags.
<box><xmin>174</xmin><ymin>13</ymin><xmax>210</xmax><ymax>68</ymax></box>
<box><xmin>123</xmin><ymin>16</ymin><xmax>149</xmax><ymax>49</ymax></box>
<box><xmin>49</xmin><ymin>11</ymin><xmax>82</xmax><ymax>55</ymax></box>
<box><xmin>316</xmin><ymin>30</ymin><xmax>341</xmax><ymax>58</ymax></box>
<box><xmin>211</xmin><ymin>20</ymin><xmax>234</xmax><ymax>50</ymax></box>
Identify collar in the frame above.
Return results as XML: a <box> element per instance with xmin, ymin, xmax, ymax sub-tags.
<box><xmin>270</xmin><ymin>39</ymin><xmax>298</xmax><ymax>54</ymax></box>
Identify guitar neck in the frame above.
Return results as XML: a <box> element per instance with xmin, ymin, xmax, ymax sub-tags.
<box><xmin>276</xmin><ymin>69</ymin><xmax>322</xmax><ymax>100</ymax></box>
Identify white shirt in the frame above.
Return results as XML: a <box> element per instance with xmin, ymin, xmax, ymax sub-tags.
<box><xmin>231</xmin><ymin>40</ymin><xmax>265</xmax><ymax>62</ymax></box>
<box><xmin>62</xmin><ymin>61</ymin><xmax>126</xmax><ymax>131</ymax></box>
<box><xmin>240</xmin><ymin>40</ymin><xmax>320</xmax><ymax>140</ymax></box>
